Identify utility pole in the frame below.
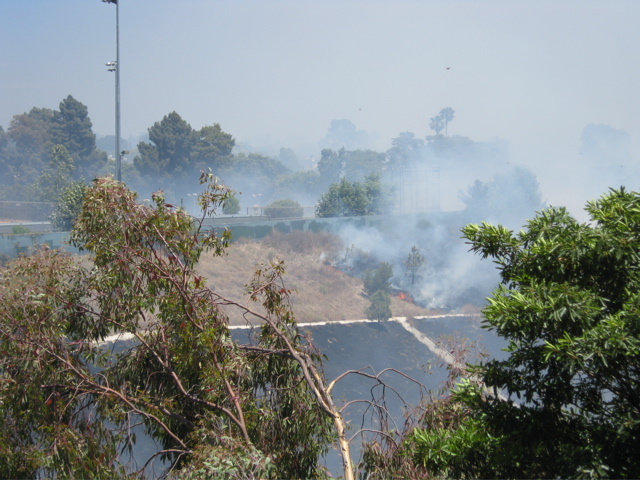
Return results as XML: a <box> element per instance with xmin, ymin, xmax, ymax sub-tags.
<box><xmin>103</xmin><ymin>0</ymin><xmax>121</xmax><ymax>182</ymax></box>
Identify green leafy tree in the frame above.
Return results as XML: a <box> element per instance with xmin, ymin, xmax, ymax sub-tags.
<box><xmin>34</xmin><ymin>144</ymin><xmax>87</xmax><ymax>232</ymax></box>
<box><xmin>50</xmin><ymin>95</ymin><xmax>106</xmax><ymax>179</ymax></box>
<box><xmin>135</xmin><ymin>111</ymin><xmax>196</xmax><ymax>178</ymax></box>
<box><xmin>50</xmin><ymin>95</ymin><xmax>96</xmax><ymax>160</ymax></box>
<box><xmin>363</xmin><ymin>262</ymin><xmax>393</xmax><ymax>322</ymax></box>
<box><xmin>192</xmin><ymin>123</ymin><xmax>235</xmax><ymax>172</ymax></box>
<box><xmin>278</xmin><ymin>147</ymin><xmax>301</xmax><ymax>171</ymax></box>
<box><xmin>50</xmin><ymin>181</ymin><xmax>86</xmax><ymax>231</ymax></box>
<box><xmin>317</xmin><ymin>148</ymin><xmax>385</xmax><ymax>185</ymax></box>
<box><xmin>135</xmin><ymin>113</ymin><xmax>235</xmax><ymax>183</ymax></box>
<box><xmin>363</xmin><ymin>262</ymin><xmax>393</xmax><ymax>296</ymax></box>
<box><xmin>342</xmin><ymin>149</ymin><xmax>386</xmax><ymax>182</ymax></box>
<box><xmin>3</xmin><ymin>107</ymin><xmax>55</xmax><ymax>188</ymax></box>
<box><xmin>386</xmin><ymin>131</ymin><xmax>425</xmax><ymax>170</ymax></box>
<box><xmin>317</xmin><ymin>148</ymin><xmax>343</xmax><ymax>186</ymax></box>
<box><xmin>264</xmin><ymin>199</ymin><xmax>304</xmax><ymax>218</ymax></box>
<box><xmin>362</xmin><ymin>172</ymin><xmax>387</xmax><ymax>215</ymax></box>
<box><xmin>0</xmin><ymin>174</ymin><xmax>366</xmax><ymax>480</ymax></box>
<box><xmin>412</xmin><ymin>188</ymin><xmax>640</xmax><ymax>478</ymax></box>
<box><xmin>8</xmin><ymin>107</ymin><xmax>54</xmax><ymax>159</ymax></box>
<box><xmin>31</xmin><ymin>144</ymin><xmax>77</xmax><ymax>202</ymax></box>
<box><xmin>365</xmin><ymin>290</ymin><xmax>392</xmax><ymax>322</ymax></box>
<box><xmin>404</xmin><ymin>245</ymin><xmax>425</xmax><ymax>286</ymax></box>
<box><xmin>3</xmin><ymin>98</ymin><xmax>105</xmax><ymax>185</ymax></box>
<box><xmin>316</xmin><ymin>173</ymin><xmax>389</xmax><ymax>218</ymax></box>
<box><xmin>0</xmin><ymin>248</ymin><xmax>127</xmax><ymax>479</ymax></box>
<box><xmin>316</xmin><ymin>178</ymin><xmax>366</xmax><ymax>218</ymax></box>
<box><xmin>222</xmin><ymin>195</ymin><xmax>241</xmax><ymax>215</ymax></box>
<box><xmin>11</xmin><ymin>225</ymin><xmax>31</xmax><ymax>234</ymax></box>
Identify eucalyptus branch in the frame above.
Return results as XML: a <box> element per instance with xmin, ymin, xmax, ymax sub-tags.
<box><xmin>123</xmin><ymin>321</ymin><xmax>249</xmax><ymax>438</ymax></box>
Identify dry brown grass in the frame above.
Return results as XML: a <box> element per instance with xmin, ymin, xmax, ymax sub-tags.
<box><xmin>71</xmin><ymin>230</ymin><xmax>438</xmax><ymax>326</ymax></box>
<box><xmin>196</xmin><ymin>231</ymin><xmax>438</xmax><ymax>325</ymax></box>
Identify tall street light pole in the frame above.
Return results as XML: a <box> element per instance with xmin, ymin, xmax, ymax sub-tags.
<box><xmin>103</xmin><ymin>0</ymin><xmax>121</xmax><ymax>182</ymax></box>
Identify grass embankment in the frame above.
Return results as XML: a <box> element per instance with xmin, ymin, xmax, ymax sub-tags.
<box><xmin>196</xmin><ymin>231</ymin><xmax>438</xmax><ymax>326</ymax></box>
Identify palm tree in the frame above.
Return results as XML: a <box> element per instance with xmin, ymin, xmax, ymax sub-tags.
<box><xmin>439</xmin><ymin>107</ymin><xmax>455</xmax><ymax>136</ymax></box>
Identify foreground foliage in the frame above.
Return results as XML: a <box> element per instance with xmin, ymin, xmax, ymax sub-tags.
<box><xmin>0</xmin><ymin>175</ymin><xmax>344</xmax><ymax>478</ymax></box>
<box><xmin>411</xmin><ymin>188</ymin><xmax>640</xmax><ymax>478</ymax></box>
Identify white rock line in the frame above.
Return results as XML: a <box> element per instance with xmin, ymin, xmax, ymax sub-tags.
<box><xmin>393</xmin><ymin>317</ymin><xmax>457</xmax><ymax>365</ymax></box>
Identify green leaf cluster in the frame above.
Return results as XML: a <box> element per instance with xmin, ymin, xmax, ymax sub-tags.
<box><xmin>316</xmin><ymin>173</ymin><xmax>390</xmax><ymax>218</ymax></box>
<box><xmin>363</xmin><ymin>261</ymin><xmax>393</xmax><ymax>297</ymax></box>
<box><xmin>0</xmin><ymin>174</ymin><xmax>334</xmax><ymax>479</ymax></box>
<box><xmin>221</xmin><ymin>195</ymin><xmax>241</xmax><ymax>215</ymax></box>
<box><xmin>412</xmin><ymin>188</ymin><xmax>640</xmax><ymax>478</ymax></box>
<box><xmin>263</xmin><ymin>198</ymin><xmax>303</xmax><ymax>219</ymax></box>
<box><xmin>134</xmin><ymin>112</ymin><xmax>235</xmax><ymax>180</ymax></box>
<box><xmin>365</xmin><ymin>290</ymin><xmax>392</xmax><ymax>321</ymax></box>
<box><xmin>363</xmin><ymin>262</ymin><xmax>393</xmax><ymax>321</ymax></box>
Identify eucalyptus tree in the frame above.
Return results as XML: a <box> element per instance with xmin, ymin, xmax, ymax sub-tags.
<box><xmin>1</xmin><ymin>172</ymin><xmax>418</xmax><ymax>479</ymax></box>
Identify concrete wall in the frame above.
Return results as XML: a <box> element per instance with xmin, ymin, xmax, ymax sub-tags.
<box><xmin>0</xmin><ymin>212</ymin><xmax>461</xmax><ymax>261</ymax></box>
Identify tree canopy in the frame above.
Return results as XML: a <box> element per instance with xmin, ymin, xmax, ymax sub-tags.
<box><xmin>50</xmin><ymin>95</ymin><xmax>97</xmax><ymax>162</ymax></box>
<box><xmin>0</xmin><ymin>97</ymin><xmax>105</xmax><ymax>195</ymax></box>
<box><xmin>135</xmin><ymin>112</ymin><xmax>235</xmax><ymax>181</ymax></box>
<box><xmin>409</xmin><ymin>188</ymin><xmax>640</xmax><ymax>478</ymax></box>
<box><xmin>1</xmin><ymin>175</ymin><xmax>361</xmax><ymax>479</ymax></box>
<box><xmin>459</xmin><ymin>166</ymin><xmax>545</xmax><ymax>227</ymax></box>
<box><xmin>263</xmin><ymin>199</ymin><xmax>304</xmax><ymax>218</ymax></box>
<box><xmin>316</xmin><ymin>173</ymin><xmax>390</xmax><ymax>218</ymax></box>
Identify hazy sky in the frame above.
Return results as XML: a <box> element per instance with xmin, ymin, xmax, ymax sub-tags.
<box><xmin>2</xmin><ymin>0</ymin><xmax>639</xmax><ymax>209</ymax></box>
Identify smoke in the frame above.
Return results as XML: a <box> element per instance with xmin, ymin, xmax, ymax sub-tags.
<box><xmin>328</xmin><ymin>212</ymin><xmax>498</xmax><ymax>311</ymax></box>
<box><xmin>315</xmin><ymin>126</ymin><xmax>577</xmax><ymax>310</ymax></box>
<box><xmin>90</xmin><ymin>111</ymin><xmax>637</xmax><ymax>312</ymax></box>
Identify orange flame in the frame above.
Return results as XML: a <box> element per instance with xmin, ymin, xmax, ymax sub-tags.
<box><xmin>396</xmin><ymin>291</ymin><xmax>415</xmax><ymax>304</ymax></box>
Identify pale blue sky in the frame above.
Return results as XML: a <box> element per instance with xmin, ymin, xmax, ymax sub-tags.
<box><xmin>2</xmin><ymin>0</ymin><xmax>639</xmax><ymax>209</ymax></box>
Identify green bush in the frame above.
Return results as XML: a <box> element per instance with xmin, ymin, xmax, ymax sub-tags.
<box><xmin>365</xmin><ymin>290</ymin><xmax>392</xmax><ymax>321</ymax></box>
<box><xmin>222</xmin><ymin>195</ymin><xmax>241</xmax><ymax>215</ymax></box>
<box><xmin>363</xmin><ymin>262</ymin><xmax>393</xmax><ymax>296</ymax></box>
<box><xmin>50</xmin><ymin>182</ymin><xmax>86</xmax><ymax>232</ymax></box>
<box><xmin>11</xmin><ymin>225</ymin><xmax>31</xmax><ymax>235</ymax></box>
<box><xmin>264</xmin><ymin>199</ymin><xmax>304</xmax><ymax>218</ymax></box>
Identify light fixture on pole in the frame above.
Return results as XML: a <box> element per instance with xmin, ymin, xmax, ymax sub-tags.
<box><xmin>102</xmin><ymin>0</ymin><xmax>121</xmax><ymax>182</ymax></box>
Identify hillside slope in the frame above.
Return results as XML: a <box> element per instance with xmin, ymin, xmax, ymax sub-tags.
<box><xmin>196</xmin><ymin>231</ymin><xmax>438</xmax><ymax>325</ymax></box>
